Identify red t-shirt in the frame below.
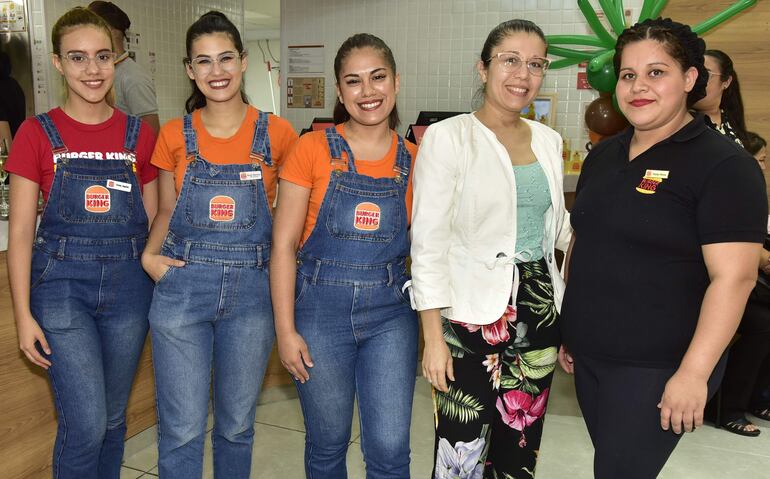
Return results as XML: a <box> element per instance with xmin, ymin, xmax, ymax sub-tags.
<box><xmin>6</xmin><ymin>108</ymin><xmax>158</xmax><ymax>202</ymax></box>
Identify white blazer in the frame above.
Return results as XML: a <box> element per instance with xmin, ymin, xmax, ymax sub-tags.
<box><xmin>410</xmin><ymin>113</ymin><xmax>571</xmax><ymax>326</ymax></box>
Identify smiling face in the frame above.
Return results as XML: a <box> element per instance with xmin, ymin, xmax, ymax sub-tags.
<box><xmin>52</xmin><ymin>25</ymin><xmax>114</xmax><ymax>107</ymax></box>
<box><xmin>186</xmin><ymin>31</ymin><xmax>247</xmax><ymax>107</ymax></box>
<box><xmin>616</xmin><ymin>39</ymin><xmax>697</xmax><ymax>133</ymax></box>
<box><xmin>478</xmin><ymin>31</ymin><xmax>547</xmax><ymax>115</ymax></box>
<box><xmin>335</xmin><ymin>46</ymin><xmax>399</xmax><ymax>129</ymax></box>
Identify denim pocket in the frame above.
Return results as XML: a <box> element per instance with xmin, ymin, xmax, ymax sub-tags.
<box><xmin>393</xmin><ymin>278</ymin><xmax>411</xmax><ymax>306</ymax></box>
<box><xmin>183</xmin><ymin>177</ymin><xmax>258</xmax><ymax>231</ymax></box>
<box><xmin>58</xmin><ymin>171</ymin><xmax>134</xmax><ymax>224</ymax></box>
<box><xmin>325</xmin><ymin>183</ymin><xmax>400</xmax><ymax>243</ymax></box>
<box><xmin>294</xmin><ymin>276</ymin><xmax>310</xmax><ymax>305</ymax></box>
<box><xmin>30</xmin><ymin>252</ymin><xmax>56</xmax><ymax>290</ymax></box>
<box><xmin>154</xmin><ymin>264</ymin><xmax>178</xmax><ymax>285</ymax></box>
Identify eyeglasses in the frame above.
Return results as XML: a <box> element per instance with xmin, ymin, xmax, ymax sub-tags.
<box><xmin>185</xmin><ymin>52</ymin><xmax>244</xmax><ymax>76</ymax></box>
<box><xmin>487</xmin><ymin>52</ymin><xmax>550</xmax><ymax>76</ymax></box>
<box><xmin>706</xmin><ymin>69</ymin><xmax>726</xmax><ymax>81</ymax></box>
<box><xmin>59</xmin><ymin>51</ymin><xmax>117</xmax><ymax>70</ymax></box>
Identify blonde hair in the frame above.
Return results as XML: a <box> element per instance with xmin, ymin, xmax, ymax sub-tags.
<box><xmin>52</xmin><ymin>7</ymin><xmax>116</xmax><ymax>106</ymax></box>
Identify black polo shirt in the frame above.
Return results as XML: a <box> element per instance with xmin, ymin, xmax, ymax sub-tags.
<box><xmin>562</xmin><ymin>114</ymin><xmax>767</xmax><ymax>368</ymax></box>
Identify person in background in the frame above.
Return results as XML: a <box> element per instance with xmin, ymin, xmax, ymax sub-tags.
<box><xmin>411</xmin><ymin>19</ymin><xmax>570</xmax><ymax>477</ymax></box>
<box><xmin>714</xmin><ymin>129</ymin><xmax>770</xmax><ymax>436</ymax></box>
<box><xmin>88</xmin><ymin>1</ymin><xmax>160</xmax><ymax>133</ymax></box>
<box><xmin>271</xmin><ymin>33</ymin><xmax>418</xmax><ymax>478</ymax></box>
<box><xmin>692</xmin><ymin>49</ymin><xmax>748</xmax><ymax>147</ymax></box>
<box><xmin>746</xmin><ymin>131</ymin><xmax>767</xmax><ymax>169</ymax></box>
<box><xmin>0</xmin><ymin>51</ymin><xmax>27</xmax><ymax>139</ymax></box>
<box><xmin>6</xmin><ymin>7</ymin><xmax>158</xmax><ymax>478</ymax></box>
<box><xmin>0</xmin><ymin>116</ymin><xmax>11</xmax><ymax>152</ymax></box>
<box><xmin>560</xmin><ymin>18</ymin><xmax>767</xmax><ymax>478</ymax></box>
<box><xmin>142</xmin><ymin>11</ymin><xmax>296</xmax><ymax>478</ymax></box>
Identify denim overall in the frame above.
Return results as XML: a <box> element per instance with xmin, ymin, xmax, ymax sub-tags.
<box><xmin>29</xmin><ymin>113</ymin><xmax>152</xmax><ymax>479</ymax></box>
<box><xmin>149</xmin><ymin>112</ymin><xmax>275</xmax><ymax>479</ymax></box>
<box><xmin>293</xmin><ymin>128</ymin><xmax>418</xmax><ymax>478</ymax></box>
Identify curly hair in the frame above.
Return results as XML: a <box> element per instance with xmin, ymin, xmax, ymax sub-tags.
<box><xmin>614</xmin><ymin>18</ymin><xmax>707</xmax><ymax>107</ymax></box>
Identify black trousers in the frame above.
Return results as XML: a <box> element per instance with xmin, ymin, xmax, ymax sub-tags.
<box><xmin>574</xmin><ymin>354</ymin><xmax>726</xmax><ymax>479</ymax></box>
<box><xmin>720</xmin><ymin>283</ymin><xmax>770</xmax><ymax>421</ymax></box>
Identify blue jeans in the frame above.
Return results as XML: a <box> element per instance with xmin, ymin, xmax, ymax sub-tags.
<box><xmin>30</xmin><ymin>253</ymin><xmax>151</xmax><ymax>479</ymax></box>
<box><xmin>150</xmin><ymin>262</ymin><xmax>275</xmax><ymax>479</ymax></box>
<box><xmin>294</xmin><ymin>276</ymin><xmax>418</xmax><ymax>478</ymax></box>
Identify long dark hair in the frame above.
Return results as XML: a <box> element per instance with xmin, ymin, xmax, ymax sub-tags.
<box><xmin>184</xmin><ymin>11</ymin><xmax>248</xmax><ymax>113</ymax></box>
<box><xmin>333</xmin><ymin>33</ymin><xmax>399</xmax><ymax>129</ymax></box>
<box><xmin>705</xmin><ymin>49</ymin><xmax>748</xmax><ymax>146</ymax></box>
<box><xmin>614</xmin><ymin>18</ymin><xmax>708</xmax><ymax>108</ymax></box>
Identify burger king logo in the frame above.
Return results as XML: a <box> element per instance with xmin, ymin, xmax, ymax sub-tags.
<box><xmin>84</xmin><ymin>185</ymin><xmax>111</xmax><ymax>213</ymax></box>
<box><xmin>210</xmin><ymin>195</ymin><xmax>235</xmax><ymax>222</ymax></box>
<box><xmin>635</xmin><ymin>176</ymin><xmax>663</xmax><ymax>195</ymax></box>
<box><xmin>354</xmin><ymin>202</ymin><xmax>381</xmax><ymax>231</ymax></box>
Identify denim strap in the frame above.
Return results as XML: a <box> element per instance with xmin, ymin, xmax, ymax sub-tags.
<box><xmin>392</xmin><ymin>136</ymin><xmax>411</xmax><ymax>180</ymax></box>
<box><xmin>35</xmin><ymin>113</ymin><xmax>68</xmax><ymax>154</ymax></box>
<box><xmin>324</xmin><ymin>127</ymin><xmax>357</xmax><ymax>174</ymax></box>
<box><xmin>248</xmin><ymin>110</ymin><xmax>273</xmax><ymax>167</ymax></box>
<box><xmin>123</xmin><ymin>115</ymin><xmax>142</xmax><ymax>154</ymax></box>
<box><xmin>182</xmin><ymin>114</ymin><xmax>198</xmax><ymax>161</ymax></box>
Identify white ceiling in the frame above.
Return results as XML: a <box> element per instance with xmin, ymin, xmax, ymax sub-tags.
<box><xmin>243</xmin><ymin>0</ymin><xmax>280</xmax><ymax>40</ymax></box>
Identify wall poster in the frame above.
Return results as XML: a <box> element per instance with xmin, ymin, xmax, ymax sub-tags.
<box><xmin>287</xmin><ymin>77</ymin><xmax>325</xmax><ymax>109</ymax></box>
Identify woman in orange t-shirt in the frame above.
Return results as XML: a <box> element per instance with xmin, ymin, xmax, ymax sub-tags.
<box><xmin>271</xmin><ymin>33</ymin><xmax>418</xmax><ymax>476</ymax></box>
<box><xmin>140</xmin><ymin>12</ymin><xmax>297</xmax><ymax>478</ymax></box>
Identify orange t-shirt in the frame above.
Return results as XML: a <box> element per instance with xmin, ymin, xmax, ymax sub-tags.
<box><xmin>151</xmin><ymin>106</ymin><xmax>298</xmax><ymax>207</ymax></box>
<box><xmin>279</xmin><ymin>124</ymin><xmax>418</xmax><ymax>245</ymax></box>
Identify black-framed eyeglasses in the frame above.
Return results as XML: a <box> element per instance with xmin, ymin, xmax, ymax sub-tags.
<box><xmin>487</xmin><ymin>52</ymin><xmax>550</xmax><ymax>76</ymax></box>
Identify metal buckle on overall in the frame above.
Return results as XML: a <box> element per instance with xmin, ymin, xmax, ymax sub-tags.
<box><xmin>392</xmin><ymin>164</ymin><xmax>407</xmax><ymax>184</ymax></box>
<box><xmin>331</xmin><ymin>156</ymin><xmax>346</xmax><ymax>175</ymax></box>
<box><xmin>123</xmin><ymin>151</ymin><xmax>137</xmax><ymax>172</ymax></box>
<box><xmin>51</xmin><ymin>147</ymin><xmax>68</xmax><ymax>171</ymax></box>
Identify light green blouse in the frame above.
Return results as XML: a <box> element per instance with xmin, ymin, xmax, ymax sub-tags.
<box><xmin>512</xmin><ymin>161</ymin><xmax>551</xmax><ymax>263</ymax></box>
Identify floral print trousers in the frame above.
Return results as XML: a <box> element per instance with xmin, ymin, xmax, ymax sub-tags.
<box><xmin>432</xmin><ymin>258</ymin><xmax>560</xmax><ymax>479</ymax></box>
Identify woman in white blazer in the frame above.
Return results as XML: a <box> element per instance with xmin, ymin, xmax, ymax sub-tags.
<box><xmin>410</xmin><ymin>19</ymin><xmax>571</xmax><ymax>477</ymax></box>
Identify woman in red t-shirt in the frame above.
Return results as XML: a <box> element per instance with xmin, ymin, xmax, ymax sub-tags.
<box><xmin>6</xmin><ymin>7</ymin><xmax>157</xmax><ymax>478</ymax></box>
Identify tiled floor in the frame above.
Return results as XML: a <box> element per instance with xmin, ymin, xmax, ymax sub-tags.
<box><xmin>121</xmin><ymin>369</ymin><xmax>770</xmax><ymax>478</ymax></box>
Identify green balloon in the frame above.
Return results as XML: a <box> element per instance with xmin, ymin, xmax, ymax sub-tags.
<box><xmin>612</xmin><ymin>92</ymin><xmax>621</xmax><ymax>114</ymax></box>
<box><xmin>587</xmin><ymin>61</ymin><xmax>617</xmax><ymax>93</ymax></box>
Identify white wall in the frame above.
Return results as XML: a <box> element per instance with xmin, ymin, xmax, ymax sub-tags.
<box><xmin>29</xmin><ymin>0</ymin><xmax>244</xmax><ymax>123</ymax></box>
<box><xmin>281</xmin><ymin>0</ymin><xmax>644</xmax><ymax>154</ymax></box>
<box><xmin>244</xmin><ymin>38</ymin><xmax>281</xmax><ymax>114</ymax></box>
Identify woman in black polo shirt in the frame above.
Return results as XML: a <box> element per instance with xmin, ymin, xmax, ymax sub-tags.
<box><xmin>560</xmin><ymin>18</ymin><xmax>767</xmax><ymax>478</ymax></box>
